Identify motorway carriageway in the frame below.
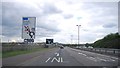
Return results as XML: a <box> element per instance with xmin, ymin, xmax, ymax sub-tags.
<box><xmin>3</xmin><ymin>47</ymin><xmax>119</xmax><ymax>66</ymax></box>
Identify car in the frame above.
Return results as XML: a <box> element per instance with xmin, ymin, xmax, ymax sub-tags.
<box><xmin>60</xmin><ymin>46</ymin><xmax>64</xmax><ymax>49</ymax></box>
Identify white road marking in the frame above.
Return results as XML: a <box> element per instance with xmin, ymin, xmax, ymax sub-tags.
<box><xmin>78</xmin><ymin>53</ymin><xmax>82</xmax><ymax>54</ymax></box>
<box><xmin>98</xmin><ymin>58</ymin><xmax>107</xmax><ymax>62</ymax></box>
<box><xmin>55</xmin><ymin>52</ymin><xmax>60</xmax><ymax>56</ymax></box>
<box><xmin>111</xmin><ymin>57</ymin><xmax>118</xmax><ymax>60</ymax></box>
<box><xmin>57</xmin><ymin>53</ymin><xmax>59</xmax><ymax>56</ymax></box>
<box><xmin>45</xmin><ymin>57</ymin><xmax>51</xmax><ymax>63</ymax></box>
<box><xmin>96</xmin><ymin>53</ymin><xmax>118</xmax><ymax>60</ymax></box>
<box><xmin>82</xmin><ymin>54</ymin><xmax>87</xmax><ymax>56</ymax></box>
<box><xmin>46</xmin><ymin>57</ymin><xmax>63</xmax><ymax>63</ymax></box>
<box><xmin>51</xmin><ymin>57</ymin><xmax>60</xmax><ymax>62</ymax></box>
<box><xmin>78</xmin><ymin>53</ymin><xmax>87</xmax><ymax>56</ymax></box>
<box><xmin>61</xmin><ymin>57</ymin><xmax>63</xmax><ymax>62</ymax></box>
<box><xmin>87</xmin><ymin>57</ymin><xmax>97</xmax><ymax>62</ymax></box>
<box><xmin>109</xmin><ymin>59</ymin><xmax>115</xmax><ymax>61</ymax></box>
<box><xmin>96</xmin><ymin>57</ymin><xmax>116</xmax><ymax>62</ymax></box>
<box><xmin>71</xmin><ymin>48</ymin><xmax>118</xmax><ymax>61</ymax></box>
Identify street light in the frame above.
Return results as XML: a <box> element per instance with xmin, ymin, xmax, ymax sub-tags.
<box><xmin>76</xmin><ymin>25</ymin><xmax>81</xmax><ymax>46</ymax></box>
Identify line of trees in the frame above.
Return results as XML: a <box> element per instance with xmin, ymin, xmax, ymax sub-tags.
<box><xmin>92</xmin><ymin>33</ymin><xmax>120</xmax><ymax>49</ymax></box>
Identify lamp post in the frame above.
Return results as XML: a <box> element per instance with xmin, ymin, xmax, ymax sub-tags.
<box><xmin>71</xmin><ymin>35</ymin><xmax>73</xmax><ymax>45</ymax></box>
<box><xmin>76</xmin><ymin>25</ymin><xmax>81</xmax><ymax>46</ymax></box>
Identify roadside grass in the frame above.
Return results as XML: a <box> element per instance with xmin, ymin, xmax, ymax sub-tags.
<box><xmin>2</xmin><ymin>47</ymin><xmax>53</xmax><ymax>58</ymax></box>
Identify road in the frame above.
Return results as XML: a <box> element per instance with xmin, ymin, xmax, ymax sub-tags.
<box><xmin>3</xmin><ymin>47</ymin><xmax>119</xmax><ymax>66</ymax></box>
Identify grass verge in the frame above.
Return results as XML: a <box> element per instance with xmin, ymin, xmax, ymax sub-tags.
<box><xmin>2</xmin><ymin>47</ymin><xmax>53</xmax><ymax>58</ymax></box>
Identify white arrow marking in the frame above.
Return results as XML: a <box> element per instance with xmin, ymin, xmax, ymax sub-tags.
<box><xmin>45</xmin><ymin>57</ymin><xmax>51</xmax><ymax>62</ymax></box>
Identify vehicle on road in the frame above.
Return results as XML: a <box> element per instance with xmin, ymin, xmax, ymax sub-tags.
<box><xmin>60</xmin><ymin>46</ymin><xmax>64</xmax><ymax>49</ymax></box>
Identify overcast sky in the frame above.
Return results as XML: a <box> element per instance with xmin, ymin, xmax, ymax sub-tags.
<box><xmin>1</xmin><ymin>0</ymin><xmax>119</xmax><ymax>44</ymax></box>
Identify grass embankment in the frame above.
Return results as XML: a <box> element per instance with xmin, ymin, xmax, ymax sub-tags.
<box><xmin>2</xmin><ymin>47</ymin><xmax>53</xmax><ymax>58</ymax></box>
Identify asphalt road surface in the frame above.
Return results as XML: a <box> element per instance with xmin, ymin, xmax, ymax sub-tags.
<box><xmin>3</xmin><ymin>47</ymin><xmax>119</xmax><ymax>66</ymax></box>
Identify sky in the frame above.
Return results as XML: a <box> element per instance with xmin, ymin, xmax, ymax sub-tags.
<box><xmin>1</xmin><ymin>0</ymin><xmax>119</xmax><ymax>44</ymax></box>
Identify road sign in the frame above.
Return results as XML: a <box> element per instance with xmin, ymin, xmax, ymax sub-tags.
<box><xmin>46</xmin><ymin>39</ymin><xmax>53</xmax><ymax>44</ymax></box>
<box><xmin>22</xmin><ymin>17</ymin><xmax>36</xmax><ymax>39</ymax></box>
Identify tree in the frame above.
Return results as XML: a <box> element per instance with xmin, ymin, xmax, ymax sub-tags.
<box><xmin>92</xmin><ymin>33</ymin><xmax>120</xmax><ymax>49</ymax></box>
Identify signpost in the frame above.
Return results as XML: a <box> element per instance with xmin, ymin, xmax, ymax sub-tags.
<box><xmin>22</xmin><ymin>17</ymin><xmax>36</xmax><ymax>43</ymax></box>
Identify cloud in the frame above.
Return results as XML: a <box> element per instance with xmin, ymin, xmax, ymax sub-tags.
<box><xmin>1</xmin><ymin>1</ymin><xmax>118</xmax><ymax>44</ymax></box>
<box><xmin>42</xmin><ymin>3</ymin><xmax>62</xmax><ymax>14</ymax></box>
<box><xmin>37</xmin><ymin>19</ymin><xmax>60</xmax><ymax>32</ymax></box>
<box><xmin>2</xmin><ymin>2</ymin><xmax>61</xmax><ymax>42</ymax></box>
<box><xmin>36</xmin><ymin>28</ymin><xmax>57</xmax><ymax>37</ymax></box>
<box><xmin>2</xmin><ymin>26</ymin><xmax>21</xmax><ymax>37</ymax></box>
<box><xmin>103</xmin><ymin>23</ymin><xmax>117</xmax><ymax>28</ymax></box>
<box><xmin>63</xmin><ymin>14</ymin><xmax>73</xmax><ymax>19</ymax></box>
<box><xmin>79</xmin><ymin>2</ymin><xmax>118</xmax><ymax>32</ymax></box>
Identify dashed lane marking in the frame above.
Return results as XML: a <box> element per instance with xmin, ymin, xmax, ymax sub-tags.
<box><xmin>87</xmin><ymin>57</ymin><xmax>97</xmax><ymax>62</ymax></box>
<box><xmin>78</xmin><ymin>53</ymin><xmax>87</xmax><ymax>56</ymax></box>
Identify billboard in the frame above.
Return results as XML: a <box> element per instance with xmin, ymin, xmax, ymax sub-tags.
<box><xmin>46</xmin><ymin>39</ymin><xmax>54</xmax><ymax>44</ymax></box>
<box><xmin>22</xmin><ymin>17</ymin><xmax>36</xmax><ymax>39</ymax></box>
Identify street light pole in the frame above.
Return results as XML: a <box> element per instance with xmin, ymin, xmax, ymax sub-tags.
<box><xmin>71</xmin><ymin>35</ymin><xmax>73</xmax><ymax>45</ymax></box>
<box><xmin>76</xmin><ymin>25</ymin><xmax>81</xmax><ymax>46</ymax></box>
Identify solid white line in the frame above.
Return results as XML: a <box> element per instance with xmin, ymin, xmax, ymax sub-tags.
<box><xmin>45</xmin><ymin>57</ymin><xmax>51</xmax><ymax>63</ymax></box>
